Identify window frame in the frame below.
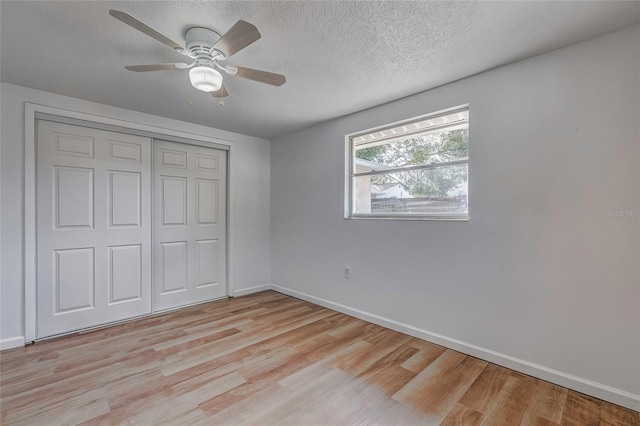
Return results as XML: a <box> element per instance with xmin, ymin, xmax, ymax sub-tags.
<box><xmin>345</xmin><ymin>105</ymin><xmax>470</xmax><ymax>221</ymax></box>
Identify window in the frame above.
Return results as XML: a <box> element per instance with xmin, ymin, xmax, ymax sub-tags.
<box><xmin>346</xmin><ymin>106</ymin><xmax>469</xmax><ymax>220</ymax></box>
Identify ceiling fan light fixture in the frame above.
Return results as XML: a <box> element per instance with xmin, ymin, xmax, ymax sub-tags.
<box><xmin>189</xmin><ymin>66</ymin><xmax>223</xmax><ymax>92</ymax></box>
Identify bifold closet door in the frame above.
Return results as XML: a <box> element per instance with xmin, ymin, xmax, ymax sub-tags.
<box><xmin>37</xmin><ymin>121</ymin><xmax>152</xmax><ymax>338</ymax></box>
<box><xmin>153</xmin><ymin>140</ymin><xmax>227</xmax><ymax>311</ymax></box>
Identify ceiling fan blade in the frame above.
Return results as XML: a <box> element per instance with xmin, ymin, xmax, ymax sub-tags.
<box><xmin>213</xmin><ymin>20</ymin><xmax>261</xmax><ymax>58</ymax></box>
<box><xmin>210</xmin><ymin>85</ymin><xmax>230</xmax><ymax>98</ymax></box>
<box><xmin>125</xmin><ymin>63</ymin><xmax>189</xmax><ymax>72</ymax></box>
<box><xmin>235</xmin><ymin>67</ymin><xmax>286</xmax><ymax>86</ymax></box>
<box><xmin>110</xmin><ymin>10</ymin><xmax>192</xmax><ymax>57</ymax></box>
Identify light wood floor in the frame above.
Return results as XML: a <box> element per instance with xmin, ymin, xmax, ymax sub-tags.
<box><xmin>1</xmin><ymin>291</ymin><xmax>637</xmax><ymax>425</ymax></box>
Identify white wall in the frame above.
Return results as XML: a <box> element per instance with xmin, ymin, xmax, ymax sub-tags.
<box><xmin>0</xmin><ymin>83</ymin><xmax>271</xmax><ymax>346</ymax></box>
<box><xmin>270</xmin><ymin>25</ymin><xmax>640</xmax><ymax>409</ymax></box>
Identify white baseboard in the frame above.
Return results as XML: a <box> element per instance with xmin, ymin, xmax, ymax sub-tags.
<box><xmin>270</xmin><ymin>284</ymin><xmax>640</xmax><ymax>412</ymax></box>
<box><xmin>1</xmin><ymin>336</ymin><xmax>25</xmax><ymax>351</ymax></box>
<box><xmin>233</xmin><ymin>284</ymin><xmax>272</xmax><ymax>297</ymax></box>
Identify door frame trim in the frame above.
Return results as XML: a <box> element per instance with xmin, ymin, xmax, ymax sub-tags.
<box><xmin>25</xmin><ymin>102</ymin><xmax>235</xmax><ymax>342</ymax></box>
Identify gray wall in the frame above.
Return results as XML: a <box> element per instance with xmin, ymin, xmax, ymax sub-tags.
<box><xmin>0</xmin><ymin>83</ymin><xmax>271</xmax><ymax>344</ymax></box>
<box><xmin>270</xmin><ymin>25</ymin><xmax>640</xmax><ymax>403</ymax></box>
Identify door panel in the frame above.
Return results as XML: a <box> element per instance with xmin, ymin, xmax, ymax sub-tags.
<box><xmin>109</xmin><ymin>244</ymin><xmax>142</xmax><ymax>303</ymax></box>
<box><xmin>54</xmin><ymin>247</ymin><xmax>95</xmax><ymax>313</ymax></box>
<box><xmin>55</xmin><ymin>133</ymin><xmax>94</xmax><ymax>157</ymax></box>
<box><xmin>161</xmin><ymin>241</ymin><xmax>188</xmax><ymax>293</ymax></box>
<box><xmin>54</xmin><ymin>166</ymin><xmax>94</xmax><ymax>228</ymax></box>
<box><xmin>160</xmin><ymin>149</ymin><xmax>187</xmax><ymax>168</ymax></box>
<box><xmin>196</xmin><ymin>239</ymin><xmax>219</xmax><ymax>287</ymax></box>
<box><xmin>153</xmin><ymin>140</ymin><xmax>227</xmax><ymax>311</ymax></box>
<box><xmin>109</xmin><ymin>171</ymin><xmax>142</xmax><ymax>227</ymax></box>
<box><xmin>196</xmin><ymin>179</ymin><xmax>218</xmax><ymax>224</ymax></box>
<box><xmin>109</xmin><ymin>141</ymin><xmax>142</xmax><ymax>162</ymax></box>
<box><xmin>161</xmin><ymin>176</ymin><xmax>187</xmax><ymax>225</ymax></box>
<box><xmin>37</xmin><ymin>121</ymin><xmax>152</xmax><ymax>338</ymax></box>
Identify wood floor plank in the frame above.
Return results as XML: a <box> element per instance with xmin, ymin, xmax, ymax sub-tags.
<box><xmin>598</xmin><ymin>399</ymin><xmax>640</xmax><ymax>426</ymax></box>
<box><xmin>441</xmin><ymin>402</ymin><xmax>483</xmax><ymax>425</ymax></box>
<box><xmin>459</xmin><ymin>362</ymin><xmax>512</xmax><ymax>414</ymax></box>
<box><xmin>208</xmin><ymin>368</ymin><xmax>351</xmax><ymax>425</ymax></box>
<box><xmin>480</xmin><ymin>372</ymin><xmax>537</xmax><ymax>425</ymax></box>
<box><xmin>522</xmin><ymin>379</ymin><xmax>568</xmax><ymax>424</ymax></box>
<box><xmin>0</xmin><ymin>291</ymin><xmax>636</xmax><ymax>425</ymax></box>
<box><xmin>334</xmin><ymin>338</ymin><xmax>404</xmax><ymax>376</ymax></box>
<box><xmin>124</xmin><ymin>372</ymin><xmax>247</xmax><ymax>425</ymax></box>
<box><xmin>280</xmin><ymin>367</ymin><xmax>386</xmax><ymax>424</ymax></box>
<box><xmin>561</xmin><ymin>391</ymin><xmax>603</xmax><ymax>426</ymax></box>
<box><xmin>353</xmin><ymin>343</ymin><xmax>419</xmax><ymax>395</ymax></box>
<box><xmin>354</xmin><ymin>395</ymin><xmax>429</xmax><ymax>425</ymax></box>
<box><xmin>524</xmin><ymin>416</ymin><xmax>561</xmax><ymax>426</ymax></box>
<box><xmin>400</xmin><ymin>340</ymin><xmax>448</xmax><ymax>374</ymax></box>
<box><xmin>160</xmin><ymin>308</ymin><xmax>336</xmax><ymax>376</ymax></box>
<box><xmin>392</xmin><ymin>350</ymin><xmax>488</xmax><ymax>422</ymax></box>
<box><xmin>199</xmin><ymin>324</ymin><xmax>365</xmax><ymax>415</ymax></box>
<box><xmin>2</xmin><ymin>347</ymin><xmax>160</xmax><ymax>404</ymax></box>
<box><xmin>362</xmin><ymin>364</ymin><xmax>418</xmax><ymax>395</ymax></box>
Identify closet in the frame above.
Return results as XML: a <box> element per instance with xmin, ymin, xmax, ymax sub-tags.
<box><xmin>36</xmin><ymin>120</ymin><xmax>227</xmax><ymax>338</ymax></box>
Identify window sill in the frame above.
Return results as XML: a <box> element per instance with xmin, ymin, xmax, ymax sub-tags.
<box><xmin>346</xmin><ymin>214</ymin><xmax>469</xmax><ymax>222</ymax></box>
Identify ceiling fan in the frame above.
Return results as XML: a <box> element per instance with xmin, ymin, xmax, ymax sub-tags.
<box><xmin>109</xmin><ymin>10</ymin><xmax>286</xmax><ymax>99</ymax></box>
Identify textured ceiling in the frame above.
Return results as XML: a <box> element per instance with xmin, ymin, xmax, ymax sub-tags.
<box><xmin>1</xmin><ymin>1</ymin><xmax>639</xmax><ymax>139</ymax></box>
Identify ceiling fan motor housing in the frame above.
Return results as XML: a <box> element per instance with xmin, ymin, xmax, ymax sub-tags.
<box><xmin>185</xmin><ymin>27</ymin><xmax>222</xmax><ymax>57</ymax></box>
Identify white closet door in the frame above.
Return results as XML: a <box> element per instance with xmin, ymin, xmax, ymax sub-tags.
<box><xmin>37</xmin><ymin>121</ymin><xmax>152</xmax><ymax>338</ymax></box>
<box><xmin>153</xmin><ymin>140</ymin><xmax>227</xmax><ymax>311</ymax></box>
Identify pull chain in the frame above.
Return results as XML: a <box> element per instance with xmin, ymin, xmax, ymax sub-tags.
<box><xmin>185</xmin><ymin>74</ymin><xmax>193</xmax><ymax>105</ymax></box>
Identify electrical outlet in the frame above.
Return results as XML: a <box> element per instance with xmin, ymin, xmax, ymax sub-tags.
<box><xmin>344</xmin><ymin>266</ymin><xmax>351</xmax><ymax>279</ymax></box>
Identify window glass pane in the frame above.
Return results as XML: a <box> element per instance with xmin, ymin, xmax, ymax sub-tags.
<box><xmin>353</xmin><ymin>164</ymin><xmax>468</xmax><ymax>216</ymax></box>
<box><xmin>354</xmin><ymin>127</ymin><xmax>468</xmax><ymax>171</ymax></box>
